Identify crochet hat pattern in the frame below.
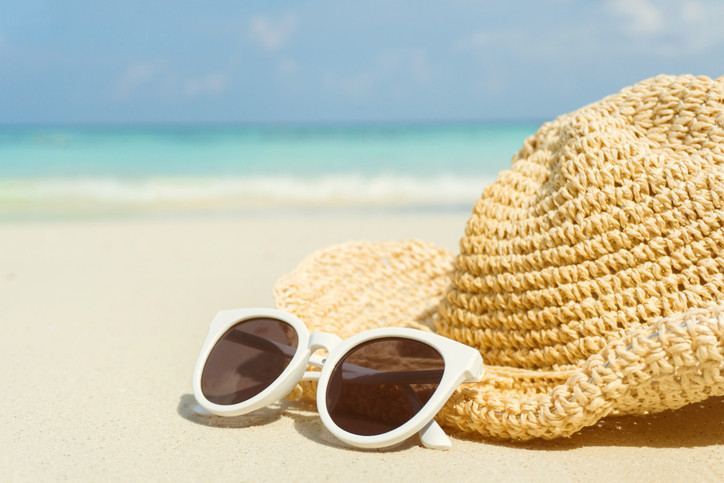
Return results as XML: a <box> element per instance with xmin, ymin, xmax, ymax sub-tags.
<box><xmin>274</xmin><ymin>74</ymin><xmax>724</xmax><ymax>440</ymax></box>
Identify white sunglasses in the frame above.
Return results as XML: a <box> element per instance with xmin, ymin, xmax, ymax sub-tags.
<box><xmin>192</xmin><ymin>308</ymin><xmax>484</xmax><ymax>450</ymax></box>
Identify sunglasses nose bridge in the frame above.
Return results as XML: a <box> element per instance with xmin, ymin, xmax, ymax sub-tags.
<box><xmin>308</xmin><ymin>332</ymin><xmax>342</xmax><ymax>352</ymax></box>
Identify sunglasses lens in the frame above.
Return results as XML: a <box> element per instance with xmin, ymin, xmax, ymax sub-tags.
<box><xmin>326</xmin><ymin>337</ymin><xmax>445</xmax><ymax>436</ymax></box>
<box><xmin>201</xmin><ymin>317</ymin><xmax>299</xmax><ymax>405</ymax></box>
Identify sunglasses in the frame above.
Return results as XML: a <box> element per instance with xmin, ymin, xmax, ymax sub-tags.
<box><xmin>191</xmin><ymin>308</ymin><xmax>484</xmax><ymax>450</ymax></box>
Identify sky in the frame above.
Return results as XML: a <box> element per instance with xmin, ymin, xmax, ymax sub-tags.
<box><xmin>0</xmin><ymin>0</ymin><xmax>722</xmax><ymax>124</ymax></box>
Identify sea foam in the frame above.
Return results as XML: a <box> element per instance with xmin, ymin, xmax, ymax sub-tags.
<box><xmin>0</xmin><ymin>173</ymin><xmax>497</xmax><ymax>212</ymax></box>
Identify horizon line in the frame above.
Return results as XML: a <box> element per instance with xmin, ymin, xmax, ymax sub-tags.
<box><xmin>0</xmin><ymin>117</ymin><xmax>548</xmax><ymax>130</ymax></box>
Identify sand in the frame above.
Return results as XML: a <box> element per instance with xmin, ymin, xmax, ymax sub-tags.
<box><xmin>1</xmin><ymin>212</ymin><xmax>722</xmax><ymax>482</ymax></box>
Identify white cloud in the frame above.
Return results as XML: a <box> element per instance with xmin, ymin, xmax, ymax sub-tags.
<box><xmin>249</xmin><ymin>14</ymin><xmax>297</xmax><ymax>51</ymax></box>
<box><xmin>455</xmin><ymin>24</ymin><xmax>581</xmax><ymax>61</ymax></box>
<box><xmin>678</xmin><ymin>0</ymin><xmax>724</xmax><ymax>52</ymax></box>
<box><xmin>410</xmin><ymin>51</ymin><xmax>432</xmax><ymax>83</ymax></box>
<box><xmin>462</xmin><ymin>31</ymin><xmax>496</xmax><ymax>49</ymax></box>
<box><xmin>607</xmin><ymin>0</ymin><xmax>663</xmax><ymax>36</ymax></box>
<box><xmin>279</xmin><ymin>58</ymin><xmax>297</xmax><ymax>74</ymax></box>
<box><xmin>115</xmin><ymin>63</ymin><xmax>230</xmax><ymax>100</ymax></box>
<box><xmin>682</xmin><ymin>0</ymin><xmax>706</xmax><ymax>22</ymax></box>
<box><xmin>324</xmin><ymin>49</ymin><xmax>434</xmax><ymax>98</ymax></box>
<box><xmin>184</xmin><ymin>73</ymin><xmax>229</xmax><ymax>98</ymax></box>
<box><xmin>458</xmin><ymin>0</ymin><xmax>724</xmax><ymax>63</ymax></box>
<box><xmin>114</xmin><ymin>62</ymin><xmax>163</xmax><ymax>98</ymax></box>
<box><xmin>605</xmin><ymin>0</ymin><xmax>724</xmax><ymax>54</ymax></box>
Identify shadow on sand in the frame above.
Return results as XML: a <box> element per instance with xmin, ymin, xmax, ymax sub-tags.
<box><xmin>179</xmin><ymin>393</ymin><xmax>724</xmax><ymax>450</ymax></box>
<box><xmin>177</xmin><ymin>394</ymin><xmax>418</xmax><ymax>452</ymax></box>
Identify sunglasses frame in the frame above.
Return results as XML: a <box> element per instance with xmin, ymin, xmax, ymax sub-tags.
<box><xmin>192</xmin><ymin>308</ymin><xmax>484</xmax><ymax>450</ymax></box>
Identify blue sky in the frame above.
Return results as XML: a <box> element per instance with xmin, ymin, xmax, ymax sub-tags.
<box><xmin>1</xmin><ymin>0</ymin><xmax>722</xmax><ymax>124</ymax></box>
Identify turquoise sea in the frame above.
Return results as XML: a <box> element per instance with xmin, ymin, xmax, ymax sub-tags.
<box><xmin>0</xmin><ymin>122</ymin><xmax>539</xmax><ymax>218</ymax></box>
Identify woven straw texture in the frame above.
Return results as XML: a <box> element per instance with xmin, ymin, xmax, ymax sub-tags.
<box><xmin>274</xmin><ymin>74</ymin><xmax>724</xmax><ymax>440</ymax></box>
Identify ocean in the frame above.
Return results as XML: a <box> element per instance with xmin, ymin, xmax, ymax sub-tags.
<box><xmin>0</xmin><ymin>122</ymin><xmax>539</xmax><ymax>219</ymax></box>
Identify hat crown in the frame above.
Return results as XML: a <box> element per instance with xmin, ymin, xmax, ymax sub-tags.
<box><xmin>438</xmin><ymin>74</ymin><xmax>724</xmax><ymax>370</ymax></box>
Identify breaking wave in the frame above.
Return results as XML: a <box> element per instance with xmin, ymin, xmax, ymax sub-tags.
<box><xmin>0</xmin><ymin>173</ymin><xmax>497</xmax><ymax>212</ymax></box>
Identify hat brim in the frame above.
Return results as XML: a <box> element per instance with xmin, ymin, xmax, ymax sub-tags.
<box><xmin>273</xmin><ymin>239</ymin><xmax>724</xmax><ymax>440</ymax></box>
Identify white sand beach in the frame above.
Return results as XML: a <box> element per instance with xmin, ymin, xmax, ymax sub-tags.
<box><xmin>1</xmin><ymin>213</ymin><xmax>723</xmax><ymax>481</ymax></box>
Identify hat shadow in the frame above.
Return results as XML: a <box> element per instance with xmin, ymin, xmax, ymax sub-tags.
<box><xmin>449</xmin><ymin>396</ymin><xmax>724</xmax><ymax>449</ymax></box>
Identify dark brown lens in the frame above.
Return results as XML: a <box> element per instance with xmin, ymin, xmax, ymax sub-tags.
<box><xmin>326</xmin><ymin>337</ymin><xmax>445</xmax><ymax>436</ymax></box>
<box><xmin>201</xmin><ymin>317</ymin><xmax>299</xmax><ymax>405</ymax></box>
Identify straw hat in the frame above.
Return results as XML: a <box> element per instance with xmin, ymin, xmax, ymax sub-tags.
<box><xmin>274</xmin><ymin>74</ymin><xmax>724</xmax><ymax>440</ymax></box>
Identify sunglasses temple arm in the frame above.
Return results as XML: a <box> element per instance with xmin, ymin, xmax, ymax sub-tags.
<box><xmin>340</xmin><ymin>364</ymin><xmax>444</xmax><ymax>384</ymax></box>
<box><xmin>418</xmin><ymin>419</ymin><xmax>452</xmax><ymax>450</ymax></box>
<box><xmin>300</xmin><ymin>353</ymin><xmax>326</xmax><ymax>380</ymax></box>
<box><xmin>225</xmin><ymin>330</ymin><xmax>298</xmax><ymax>358</ymax></box>
<box><xmin>308</xmin><ymin>353</ymin><xmax>325</xmax><ymax>368</ymax></box>
<box><xmin>226</xmin><ymin>332</ymin><xmax>325</xmax><ymax>380</ymax></box>
<box><xmin>399</xmin><ymin>384</ymin><xmax>453</xmax><ymax>450</ymax></box>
